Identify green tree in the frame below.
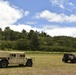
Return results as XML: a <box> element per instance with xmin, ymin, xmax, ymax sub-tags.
<box><xmin>28</xmin><ymin>30</ymin><xmax>34</xmax><ymax>39</ymax></box>
<box><xmin>21</xmin><ymin>29</ymin><xmax>28</xmax><ymax>39</ymax></box>
<box><xmin>30</xmin><ymin>32</ymin><xmax>40</xmax><ymax>50</ymax></box>
<box><xmin>13</xmin><ymin>39</ymin><xmax>30</xmax><ymax>50</ymax></box>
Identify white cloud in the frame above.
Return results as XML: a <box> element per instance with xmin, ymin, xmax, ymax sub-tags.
<box><xmin>59</xmin><ymin>4</ymin><xmax>65</xmax><ymax>9</ymax></box>
<box><xmin>50</xmin><ymin>0</ymin><xmax>76</xmax><ymax>11</ymax></box>
<box><xmin>67</xmin><ymin>2</ymin><xmax>76</xmax><ymax>12</ymax></box>
<box><xmin>0</xmin><ymin>1</ymin><xmax>22</xmax><ymax>26</ymax></box>
<box><xmin>0</xmin><ymin>0</ymin><xmax>76</xmax><ymax>37</ymax></box>
<box><xmin>10</xmin><ymin>24</ymin><xmax>76</xmax><ymax>37</ymax></box>
<box><xmin>9</xmin><ymin>24</ymin><xmax>76</xmax><ymax>37</ymax></box>
<box><xmin>69</xmin><ymin>2</ymin><xmax>74</xmax><ymax>6</ymax></box>
<box><xmin>50</xmin><ymin>0</ymin><xmax>65</xmax><ymax>9</ymax></box>
<box><xmin>44</xmin><ymin>26</ymin><xmax>76</xmax><ymax>37</ymax></box>
<box><xmin>9</xmin><ymin>24</ymin><xmax>41</xmax><ymax>32</ymax></box>
<box><xmin>24</xmin><ymin>11</ymin><xmax>29</xmax><ymax>16</ymax></box>
<box><xmin>43</xmin><ymin>25</ymin><xmax>59</xmax><ymax>29</ymax></box>
<box><xmin>36</xmin><ymin>10</ymin><xmax>76</xmax><ymax>23</ymax></box>
<box><xmin>50</xmin><ymin>0</ymin><xmax>64</xmax><ymax>5</ymax></box>
<box><xmin>0</xmin><ymin>0</ymin><xmax>29</xmax><ymax>29</ymax></box>
<box><xmin>26</xmin><ymin>21</ymin><xmax>37</xmax><ymax>24</ymax></box>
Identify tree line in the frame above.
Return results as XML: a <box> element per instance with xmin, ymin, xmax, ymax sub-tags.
<box><xmin>0</xmin><ymin>27</ymin><xmax>76</xmax><ymax>52</ymax></box>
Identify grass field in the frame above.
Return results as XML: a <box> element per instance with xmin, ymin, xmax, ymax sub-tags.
<box><xmin>0</xmin><ymin>53</ymin><xmax>76</xmax><ymax>75</ymax></box>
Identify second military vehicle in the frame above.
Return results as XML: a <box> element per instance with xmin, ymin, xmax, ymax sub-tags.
<box><xmin>62</xmin><ymin>53</ymin><xmax>76</xmax><ymax>63</ymax></box>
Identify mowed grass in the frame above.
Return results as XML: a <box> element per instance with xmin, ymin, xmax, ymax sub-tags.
<box><xmin>0</xmin><ymin>53</ymin><xmax>76</xmax><ymax>75</ymax></box>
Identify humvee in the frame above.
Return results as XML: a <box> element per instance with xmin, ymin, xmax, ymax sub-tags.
<box><xmin>0</xmin><ymin>51</ymin><xmax>33</xmax><ymax>68</ymax></box>
<box><xmin>62</xmin><ymin>53</ymin><xmax>76</xmax><ymax>63</ymax></box>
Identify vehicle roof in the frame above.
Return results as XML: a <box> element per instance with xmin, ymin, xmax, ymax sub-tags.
<box><xmin>0</xmin><ymin>51</ymin><xmax>25</xmax><ymax>54</ymax></box>
<box><xmin>10</xmin><ymin>52</ymin><xmax>25</xmax><ymax>54</ymax></box>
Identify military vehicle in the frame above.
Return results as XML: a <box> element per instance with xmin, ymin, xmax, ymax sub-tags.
<box><xmin>0</xmin><ymin>51</ymin><xmax>33</xmax><ymax>68</ymax></box>
<box><xmin>62</xmin><ymin>53</ymin><xmax>76</xmax><ymax>63</ymax></box>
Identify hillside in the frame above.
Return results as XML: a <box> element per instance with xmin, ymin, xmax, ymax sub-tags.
<box><xmin>0</xmin><ymin>27</ymin><xmax>76</xmax><ymax>52</ymax></box>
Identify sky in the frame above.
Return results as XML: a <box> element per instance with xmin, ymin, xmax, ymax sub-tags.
<box><xmin>0</xmin><ymin>0</ymin><xmax>76</xmax><ymax>37</ymax></box>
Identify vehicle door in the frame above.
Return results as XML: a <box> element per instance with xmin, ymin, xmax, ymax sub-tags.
<box><xmin>9</xmin><ymin>53</ymin><xmax>18</xmax><ymax>64</ymax></box>
<box><xmin>18</xmin><ymin>54</ymin><xmax>25</xmax><ymax>64</ymax></box>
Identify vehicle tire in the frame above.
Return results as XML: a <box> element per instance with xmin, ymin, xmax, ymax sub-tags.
<box><xmin>26</xmin><ymin>59</ymin><xmax>33</xmax><ymax>67</ymax></box>
<box><xmin>62</xmin><ymin>58</ymin><xmax>64</xmax><ymax>62</ymax></box>
<box><xmin>64</xmin><ymin>59</ymin><xmax>68</xmax><ymax>63</ymax></box>
<box><xmin>62</xmin><ymin>58</ymin><xmax>68</xmax><ymax>63</ymax></box>
<box><xmin>0</xmin><ymin>60</ymin><xmax>8</xmax><ymax>68</ymax></box>
<box><xmin>71</xmin><ymin>59</ymin><xmax>75</xmax><ymax>63</ymax></box>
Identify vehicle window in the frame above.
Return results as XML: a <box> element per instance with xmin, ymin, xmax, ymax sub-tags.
<box><xmin>20</xmin><ymin>54</ymin><xmax>25</xmax><ymax>57</ymax></box>
<box><xmin>10</xmin><ymin>54</ymin><xmax>16</xmax><ymax>57</ymax></box>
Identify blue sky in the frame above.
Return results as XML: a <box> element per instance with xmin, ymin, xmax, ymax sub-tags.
<box><xmin>0</xmin><ymin>0</ymin><xmax>76</xmax><ymax>37</ymax></box>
